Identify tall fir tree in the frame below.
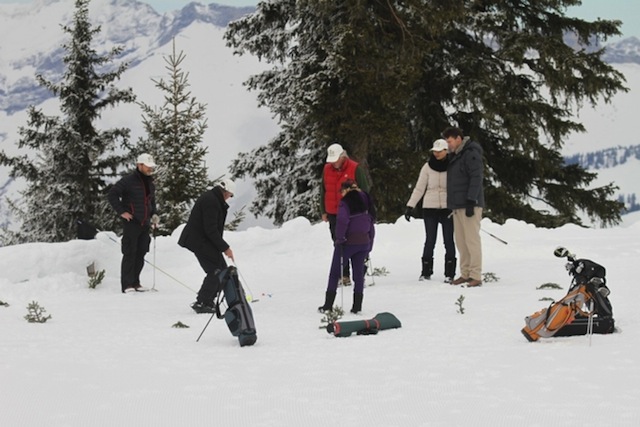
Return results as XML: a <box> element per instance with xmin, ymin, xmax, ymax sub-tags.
<box><xmin>138</xmin><ymin>39</ymin><xmax>211</xmax><ymax>235</ymax></box>
<box><xmin>225</xmin><ymin>0</ymin><xmax>626</xmax><ymax>227</ymax></box>
<box><xmin>0</xmin><ymin>0</ymin><xmax>135</xmax><ymax>244</ymax></box>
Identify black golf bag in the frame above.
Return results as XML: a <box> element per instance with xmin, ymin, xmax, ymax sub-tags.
<box><xmin>554</xmin><ymin>255</ymin><xmax>614</xmax><ymax>337</ymax></box>
<box><xmin>76</xmin><ymin>219</ymin><xmax>98</xmax><ymax>240</ymax></box>
<box><xmin>522</xmin><ymin>247</ymin><xmax>614</xmax><ymax>342</ymax></box>
<box><xmin>214</xmin><ymin>266</ymin><xmax>257</xmax><ymax>347</ymax></box>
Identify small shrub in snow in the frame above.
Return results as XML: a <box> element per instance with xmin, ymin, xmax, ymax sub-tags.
<box><xmin>455</xmin><ymin>294</ymin><xmax>465</xmax><ymax>314</ymax></box>
<box><xmin>319</xmin><ymin>306</ymin><xmax>344</xmax><ymax>329</ymax></box>
<box><xmin>24</xmin><ymin>301</ymin><xmax>52</xmax><ymax>323</ymax></box>
<box><xmin>370</xmin><ymin>266</ymin><xmax>389</xmax><ymax>277</ymax></box>
<box><xmin>172</xmin><ymin>321</ymin><xmax>190</xmax><ymax>328</ymax></box>
<box><xmin>482</xmin><ymin>272</ymin><xmax>499</xmax><ymax>283</ymax></box>
<box><xmin>537</xmin><ymin>282</ymin><xmax>562</xmax><ymax>290</ymax></box>
<box><xmin>0</xmin><ymin>300</ymin><xmax>9</xmax><ymax>307</ymax></box>
<box><xmin>88</xmin><ymin>269</ymin><xmax>106</xmax><ymax>289</ymax></box>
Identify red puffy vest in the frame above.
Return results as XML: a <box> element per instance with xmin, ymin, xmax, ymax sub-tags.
<box><xmin>323</xmin><ymin>158</ymin><xmax>358</xmax><ymax>215</ymax></box>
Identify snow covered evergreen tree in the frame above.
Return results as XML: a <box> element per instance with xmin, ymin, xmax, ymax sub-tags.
<box><xmin>138</xmin><ymin>39</ymin><xmax>211</xmax><ymax>235</ymax></box>
<box><xmin>0</xmin><ymin>0</ymin><xmax>135</xmax><ymax>243</ymax></box>
<box><xmin>225</xmin><ymin>0</ymin><xmax>626</xmax><ymax>227</ymax></box>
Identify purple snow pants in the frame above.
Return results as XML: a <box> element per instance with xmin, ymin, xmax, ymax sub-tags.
<box><xmin>326</xmin><ymin>243</ymin><xmax>369</xmax><ymax>293</ymax></box>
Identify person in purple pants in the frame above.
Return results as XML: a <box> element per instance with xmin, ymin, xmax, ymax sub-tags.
<box><xmin>318</xmin><ymin>180</ymin><xmax>375</xmax><ymax>314</ymax></box>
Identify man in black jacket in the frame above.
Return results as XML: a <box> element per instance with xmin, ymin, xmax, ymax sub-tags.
<box><xmin>443</xmin><ymin>127</ymin><xmax>485</xmax><ymax>288</ymax></box>
<box><xmin>107</xmin><ymin>153</ymin><xmax>158</xmax><ymax>293</ymax></box>
<box><xmin>179</xmin><ymin>179</ymin><xmax>236</xmax><ymax>313</ymax></box>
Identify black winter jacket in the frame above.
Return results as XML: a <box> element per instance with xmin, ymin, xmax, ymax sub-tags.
<box><xmin>107</xmin><ymin>169</ymin><xmax>156</xmax><ymax>226</ymax></box>
<box><xmin>447</xmin><ymin>137</ymin><xmax>485</xmax><ymax>210</ymax></box>
<box><xmin>178</xmin><ymin>187</ymin><xmax>229</xmax><ymax>254</ymax></box>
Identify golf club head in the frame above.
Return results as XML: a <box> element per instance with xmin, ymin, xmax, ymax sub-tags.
<box><xmin>554</xmin><ymin>246</ymin><xmax>569</xmax><ymax>258</ymax></box>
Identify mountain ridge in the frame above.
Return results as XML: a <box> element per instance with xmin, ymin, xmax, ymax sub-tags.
<box><xmin>0</xmin><ymin>0</ymin><xmax>254</xmax><ymax>113</ymax></box>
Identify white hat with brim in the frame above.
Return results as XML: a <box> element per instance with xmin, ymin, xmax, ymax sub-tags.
<box><xmin>326</xmin><ymin>143</ymin><xmax>344</xmax><ymax>162</ymax></box>
<box><xmin>430</xmin><ymin>139</ymin><xmax>448</xmax><ymax>152</ymax></box>
<box><xmin>218</xmin><ymin>178</ymin><xmax>236</xmax><ymax>196</ymax></box>
<box><xmin>136</xmin><ymin>153</ymin><xmax>157</xmax><ymax>167</ymax></box>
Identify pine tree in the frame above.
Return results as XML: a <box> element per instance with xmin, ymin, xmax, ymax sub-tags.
<box><xmin>225</xmin><ymin>0</ymin><xmax>627</xmax><ymax>227</ymax></box>
<box><xmin>138</xmin><ymin>39</ymin><xmax>211</xmax><ymax>235</ymax></box>
<box><xmin>0</xmin><ymin>0</ymin><xmax>135</xmax><ymax>243</ymax></box>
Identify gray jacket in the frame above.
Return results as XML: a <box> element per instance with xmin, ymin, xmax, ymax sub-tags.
<box><xmin>447</xmin><ymin>137</ymin><xmax>485</xmax><ymax>209</ymax></box>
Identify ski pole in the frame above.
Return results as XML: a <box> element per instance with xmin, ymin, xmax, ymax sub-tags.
<box><xmin>481</xmin><ymin>228</ymin><xmax>508</xmax><ymax>245</ymax></box>
<box><xmin>96</xmin><ymin>229</ymin><xmax>196</xmax><ymax>293</ymax></box>
<box><xmin>196</xmin><ymin>311</ymin><xmax>217</xmax><ymax>342</ymax></box>
<box><xmin>587</xmin><ymin>299</ymin><xmax>594</xmax><ymax>347</ymax></box>
<box><xmin>232</xmin><ymin>259</ymin><xmax>259</xmax><ymax>303</ymax></box>
<box><xmin>339</xmin><ymin>245</ymin><xmax>344</xmax><ymax>310</ymax></box>
<box><xmin>144</xmin><ymin>259</ymin><xmax>196</xmax><ymax>293</ymax></box>
<box><xmin>151</xmin><ymin>227</ymin><xmax>158</xmax><ymax>292</ymax></box>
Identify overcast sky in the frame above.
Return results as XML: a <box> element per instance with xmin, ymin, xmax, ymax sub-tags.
<box><xmin>0</xmin><ymin>0</ymin><xmax>637</xmax><ymax>38</ymax></box>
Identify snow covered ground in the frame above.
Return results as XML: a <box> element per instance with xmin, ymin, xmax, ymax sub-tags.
<box><xmin>1</xmin><ymin>212</ymin><xmax>639</xmax><ymax>426</ymax></box>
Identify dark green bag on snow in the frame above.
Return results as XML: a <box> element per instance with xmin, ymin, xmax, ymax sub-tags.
<box><xmin>327</xmin><ymin>312</ymin><xmax>401</xmax><ymax>337</ymax></box>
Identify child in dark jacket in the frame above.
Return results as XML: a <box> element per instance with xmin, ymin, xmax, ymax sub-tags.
<box><xmin>319</xmin><ymin>180</ymin><xmax>375</xmax><ymax>314</ymax></box>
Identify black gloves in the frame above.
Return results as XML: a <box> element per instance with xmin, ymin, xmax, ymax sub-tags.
<box><xmin>404</xmin><ymin>207</ymin><xmax>412</xmax><ymax>222</ymax></box>
<box><xmin>465</xmin><ymin>200</ymin><xmax>475</xmax><ymax>217</ymax></box>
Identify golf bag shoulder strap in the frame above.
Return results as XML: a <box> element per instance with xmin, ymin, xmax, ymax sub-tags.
<box><xmin>213</xmin><ymin>267</ymin><xmax>232</xmax><ymax>319</ymax></box>
<box><xmin>214</xmin><ymin>291</ymin><xmax>225</xmax><ymax>319</ymax></box>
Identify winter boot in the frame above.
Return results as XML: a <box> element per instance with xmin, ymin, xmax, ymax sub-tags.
<box><xmin>351</xmin><ymin>292</ymin><xmax>363</xmax><ymax>314</ymax></box>
<box><xmin>444</xmin><ymin>257</ymin><xmax>457</xmax><ymax>283</ymax></box>
<box><xmin>419</xmin><ymin>257</ymin><xmax>434</xmax><ymax>281</ymax></box>
<box><xmin>318</xmin><ymin>291</ymin><xmax>337</xmax><ymax>313</ymax></box>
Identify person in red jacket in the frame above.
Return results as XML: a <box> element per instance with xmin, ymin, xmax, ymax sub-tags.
<box><xmin>320</xmin><ymin>142</ymin><xmax>370</xmax><ymax>285</ymax></box>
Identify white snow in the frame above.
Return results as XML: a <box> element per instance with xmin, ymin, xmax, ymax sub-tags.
<box><xmin>1</xmin><ymin>212</ymin><xmax>640</xmax><ymax>426</ymax></box>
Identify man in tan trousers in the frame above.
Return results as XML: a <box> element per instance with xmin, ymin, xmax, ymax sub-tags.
<box><xmin>442</xmin><ymin>127</ymin><xmax>484</xmax><ymax>287</ymax></box>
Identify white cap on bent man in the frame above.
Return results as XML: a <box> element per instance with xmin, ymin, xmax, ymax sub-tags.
<box><xmin>219</xmin><ymin>178</ymin><xmax>236</xmax><ymax>196</ymax></box>
<box><xmin>326</xmin><ymin>143</ymin><xmax>344</xmax><ymax>163</ymax></box>
<box><xmin>136</xmin><ymin>153</ymin><xmax>157</xmax><ymax>168</ymax></box>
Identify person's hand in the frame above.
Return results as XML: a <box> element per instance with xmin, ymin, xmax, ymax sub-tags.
<box><xmin>151</xmin><ymin>214</ymin><xmax>160</xmax><ymax>228</ymax></box>
<box><xmin>465</xmin><ymin>200</ymin><xmax>475</xmax><ymax>217</ymax></box>
<box><xmin>224</xmin><ymin>247</ymin><xmax>235</xmax><ymax>262</ymax></box>
<box><xmin>334</xmin><ymin>238</ymin><xmax>346</xmax><ymax>247</ymax></box>
<box><xmin>404</xmin><ymin>207</ymin><xmax>412</xmax><ymax>222</ymax></box>
<box><xmin>121</xmin><ymin>212</ymin><xmax>133</xmax><ymax>221</ymax></box>
<box><xmin>321</xmin><ymin>213</ymin><xmax>328</xmax><ymax>222</ymax></box>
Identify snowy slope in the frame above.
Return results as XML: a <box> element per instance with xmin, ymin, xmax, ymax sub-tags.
<box><xmin>1</xmin><ymin>213</ymin><xmax>639</xmax><ymax>426</ymax></box>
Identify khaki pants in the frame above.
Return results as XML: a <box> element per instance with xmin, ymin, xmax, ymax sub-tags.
<box><xmin>452</xmin><ymin>207</ymin><xmax>482</xmax><ymax>280</ymax></box>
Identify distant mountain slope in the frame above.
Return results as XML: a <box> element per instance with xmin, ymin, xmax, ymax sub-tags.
<box><xmin>565</xmin><ymin>145</ymin><xmax>640</xmax><ymax>213</ymax></box>
<box><xmin>0</xmin><ymin>0</ymin><xmax>254</xmax><ymax>113</ymax></box>
<box><xmin>603</xmin><ymin>37</ymin><xmax>640</xmax><ymax>64</ymax></box>
<box><xmin>0</xmin><ymin>0</ymin><xmax>277</xmax><ymax>230</ymax></box>
<box><xmin>565</xmin><ymin>144</ymin><xmax>640</xmax><ymax>169</ymax></box>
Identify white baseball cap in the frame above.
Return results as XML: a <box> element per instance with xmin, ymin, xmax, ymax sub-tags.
<box><xmin>429</xmin><ymin>139</ymin><xmax>448</xmax><ymax>152</ymax></box>
<box><xmin>136</xmin><ymin>153</ymin><xmax>157</xmax><ymax>167</ymax></box>
<box><xmin>326</xmin><ymin>143</ymin><xmax>345</xmax><ymax>163</ymax></box>
<box><xmin>218</xmin><ymin>178</ymin><xmax>236</xmax><ymax>196</ymax></box>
